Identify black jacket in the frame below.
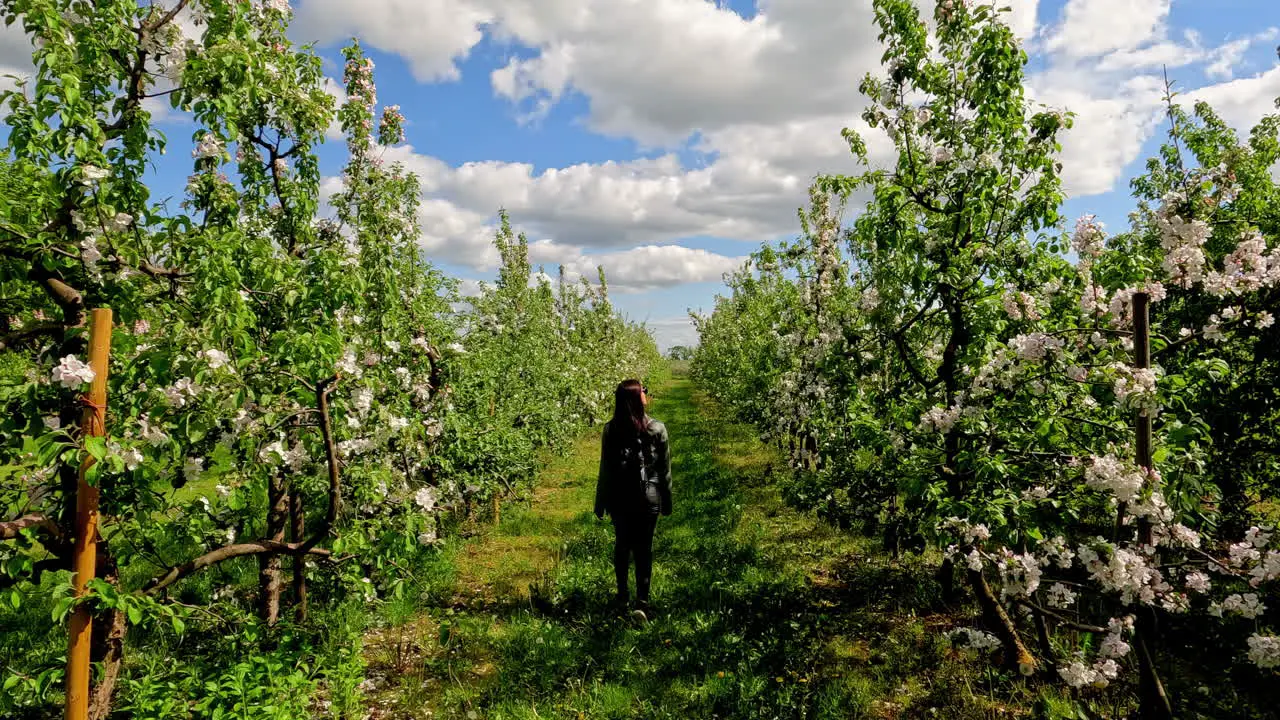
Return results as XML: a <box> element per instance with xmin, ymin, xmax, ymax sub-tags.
<box><xmin>595</xmin><ymin>417</ymin><xmax>672</xmax><ymax>518</ymax></box>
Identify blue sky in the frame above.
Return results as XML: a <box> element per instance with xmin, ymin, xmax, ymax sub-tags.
<box><xmin>3</xmin><ymin>0</ymin><xmax>1279</xmax><ymax>350</ymax></box>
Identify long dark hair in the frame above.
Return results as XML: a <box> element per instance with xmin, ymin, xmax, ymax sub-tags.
<box><xmin>610</xmin><ymin>379</ymin><xmax>648</xmax><ymax>436</ymax></box>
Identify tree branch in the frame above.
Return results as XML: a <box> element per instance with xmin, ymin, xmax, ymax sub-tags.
<box><xmin>1015</xmin><ymin>597</ymin><xmax>1108</xmax><ymax>634</ymax></box>
<box><xmin>142</xmin><ymin>540</ymin><xmax>332</xmax><ymax>595</ymax></box>
<box><xmin>0</xmin><ymin>513</ymin><xmax>63</xmax><ymax>542</ymax></box>
<box><xmin>297</xmin><ymin>375</ymin><xmax>342</xmax><ymax>554</ymax></box>
<box><xmin>28</xmin><ymin>264</ymin><xmax>86</xmax><ymax>327</ymax></box>
<box><xmin>0</xmin><ymin>322</ymin><xmax>63</xmax><ymax>350</ymax></box>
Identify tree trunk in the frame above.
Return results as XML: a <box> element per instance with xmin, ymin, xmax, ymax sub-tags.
<box><xmin>290</xmin><ymin>487</ymin><xmax>307</xmax><ymax>622</ymax></box>
<box><xmin>968</xmin><ymin>568</ymin><xmax>1036</xmax><ymax>673</ymax></box>
<box><xmin>1031</xmin><ymin>605</ymin><xmax>1054</xmax><ymax>671</ymax></box>
<box><xmin>1137</xmin><ymin>610</ymin><xmax>1173</xmax><ymax>719</ymax></box>
<box><xmin>884</xmin><ymin>494</ymin><xmax>900</xmax><ymax>560</ymax></box>
<box><xmin>259</xmin><ymin>472</ymin><xmax>288</xmax><ymax>625</ymax></box>
<box><xmin>937</xmin><ymin>557</ymin><xmax>958</xmax><ymax>604</ymax></box>
<box><xmin>87</xmin><ymin>559</ymin><xmax>126</xmax><ymax>720</ymax></box>
<box><xmin>87</xmin><ymin>607</ymin><xmax>125</xmax><ymax>720</ymax></box>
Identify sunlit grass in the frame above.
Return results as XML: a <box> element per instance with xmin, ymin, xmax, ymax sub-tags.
<box><xmin>361</xmin><ymin>371</ymin><xmax>1092</xmax><ymax>719</ymax></box>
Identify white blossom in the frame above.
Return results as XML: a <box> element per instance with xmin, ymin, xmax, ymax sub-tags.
<box><xmin>1072</xmin><ymin>215</ymin><xmax>1106</xmax><ymax>258</ymax></box>
<box><xmin>353</xmin><ymin>388</ymin><xmax>374</xmax><ymax>414</ymax></box>
<box><xmin>52</xmin><ymin>355</ymin><xmax>96</xmax><ymax>389</ymax></box>
<box><xmin>80</xmin><ymin>165</ymin><xmax>109</xmax><ymax>184</ymax></box>
<box><xmin>1247</xmin><ymin>635</ymin><xmax>1280</xmax><ymax>669</ymax></box>
<box><xmin>198</xmin><ymin>348</ymin><xmax>230</xmax><ymax>369</ymax></box>
<box><xmin>947</xmin><ymin>628</ymin><xmax>1000</xmax><ymax>653</ymax></box>
<box><xmin>163</xmin><ymin>377</ymin><xmax>200</xmax><ymax>407</ymax></box>
<box><xmin>336</xmin><ymin>349</ymin><xmax>363</xmax><ymax>377</ymax></box>
<box><xmin>1083</xmin><ymin>455</ymin><xmax>1146</xmax><ymax>503</ymax></box>
<box><xmin>1183</xmin><ymin>571</ymin><xmax>1211</xmax><ymax>594</ymax></box>
<box><xmin>1009</xmin><ymin>332</ymin><xmax>1063</xmax><ymax>362</ymax></box>
<box><xmin>193</xmin><ymin>133</ymin><xmax>223</xmax><ymax>160</ymax></box>
<box><xmin>423</xmin><ymin>418</ymin><xmax>444</xmax><ymax>438</ymax></box>
<box><xmin>919</xmin><ymin>405</ymin><xmax>962</xmax><ymax>433</ymax></box>
<box><xmin>120</xmin><ymin>447</ymin><xmax>144</xmax><ymax>470</ymax></box>
<box><xmin>414</xmin><ymin>486</ymin><xmax>437</xmax><ymax>511</ymax></box>
<box><xmin>1221</xmin><ymin>593</ymin><xmax>1266</xmax><ymax>619</ymax></box>
<box><xmin>1044</xmin><ymin>583</ymin><xmax>1077</xmax><ymax>608</ymax></box>
<box><xmin>138</xmin><ymin>415</ymin><xmax>169</xmax><ymax>446</ymax></box>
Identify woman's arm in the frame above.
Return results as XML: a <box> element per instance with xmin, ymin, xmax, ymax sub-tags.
<box><xmin>594</xmin><ymin>424</ymin><xmax>610</xmax><ymax>518</ymax></box>
<box><xmin>656</xmin><ymin>423</ymin><xmax>672</xmax><ymax>516</ymax></box>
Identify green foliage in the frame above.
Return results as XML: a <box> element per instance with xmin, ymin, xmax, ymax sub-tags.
<box><xmin>694</xmin><ymin>0</ymin><xmax>1280</xmax><ymax>715</ymax></box>
<box><xmin>0</xmin><ymin>1</ymin><xmax>661</xmax><ymax>717</ymax></box>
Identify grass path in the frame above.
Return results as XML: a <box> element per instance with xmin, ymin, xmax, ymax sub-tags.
<box><xmin>363</xmin><ymin>375</ymin><xmax>1048</xmax><ymax>719</ymax></box>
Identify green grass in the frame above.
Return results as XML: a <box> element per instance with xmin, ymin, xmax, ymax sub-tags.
<box><xmin>363</xmin><ymin>374</ymin><xmax>1085</xmax><ymax>719</ymax></box>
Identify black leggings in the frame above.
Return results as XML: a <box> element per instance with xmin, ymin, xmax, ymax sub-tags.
<box><xmin>612</xmin><ymin>511</ymin><xmax>658</xmax><ymax>603</ymax></box>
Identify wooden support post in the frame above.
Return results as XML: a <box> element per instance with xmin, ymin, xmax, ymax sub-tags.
<box><xmin>1131</xmin><ymin>292</ymin><xmax>1173</xmax><ymax>720</ymax></box>
<box><xmin>66</xmin><ymin>308</ymin><xmax>112</xmax><ymax>720</ymax></box>
<box><xmin>1133</xmin><ymin>292</ymin><xmax>1154</xmax><ymax>513</ymax></box>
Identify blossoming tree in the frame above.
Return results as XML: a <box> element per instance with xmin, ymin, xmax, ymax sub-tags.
<box><xmin>0</xmin><ymin>1</ymin><xmax>660</xmax><ymax>716</ymax></box>
<box><xmin>694</xmin><ymin>0</ymin><xmax>1279</xmax><ymax>715</ymax></box>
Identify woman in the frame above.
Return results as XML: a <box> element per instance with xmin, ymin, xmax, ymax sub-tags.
<box><xmin>595</xmin><ymin>379</ymin><xmax>672</xmax><ymax>619</ymax></box>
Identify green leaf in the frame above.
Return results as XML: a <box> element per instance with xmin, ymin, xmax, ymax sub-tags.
<box><xmin>84</xmin><ymin>435</ymin><xmax>108</xmax><ymax>461</ymax></box>
<box><xmin>52</xmin><ymin>596</ymin><xmax>75</xmax><ymax>623</ymax></box>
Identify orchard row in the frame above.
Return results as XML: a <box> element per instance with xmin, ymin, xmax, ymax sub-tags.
<box><xmin>0</xmin><ymin>1</ymin><xmax>660</xmax><ymax>716</ymax></box>
<box><xmin>693</xmin><ymin>0</ymin><xmax>1279</xmax><ymax>716</ymax></box>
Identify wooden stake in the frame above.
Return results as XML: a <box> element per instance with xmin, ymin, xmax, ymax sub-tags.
<box><xmin>66</xmin><ymin>308</ymin><xmax>112</xmax><ymax>720</ymax></box>
<box><xmin>1131</xmin><ymin>292</ymin><xmax>1173</xmax><ymax>720</ymax></box>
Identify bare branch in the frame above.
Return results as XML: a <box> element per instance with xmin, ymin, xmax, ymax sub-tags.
<box><xmin>297</xmin><ymin>375</ymin><xmax>342</xmax><ymax>554</ymax></box>
<box><xmin>0</xmin><ymin>322</ymin><xmax>62</xmax><ymax>350</ymax></box>
<box><xmin>0</xmin><ymin>513</ymin><xmax>63</xmax><ymax>542</ymax></box>
<box><xmin>143</xmin><ymin>540</ymin><xmax>332</xmax><ymax>595</ymax></box>
<box><xmin>1015</xmin><ymin>597</ymin><xmax>1108</xmax><ymax>634</ymax></box>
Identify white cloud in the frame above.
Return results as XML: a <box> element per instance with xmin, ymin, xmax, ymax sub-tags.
<box><xmin>304</xmin><ymin>0</ymin><xmax>1278</xmax><ymax>275</ymax></box>
<box><xmin>297</xmin><ymin>0</ymin><xmax>884</xmax><ymax>145</ymax></box>
<box><xmin>1029</xmin><ymin>71</ymin><xmax>1167</xmax><ymax>197</ymax></box>
<box><xmin>1093</xmin><ymin>37</ymin><xmax>1204</xmax><ymax>74</ymax></box>
<box><xmin>320</xmin><ymin>77</ymin><xmax>348</xmax><ymax>140</ymax></box>
<box><xmin>457</xmin><ymin>278</ymin><xmax>485</xmax><ymax>297</ymax></box>
<box><xmin>1003</xmin><ymin>0</ymin><xmax>1041</xmax><ymax>44</ymax></box>
<box><xmin>544</xmin><ymin>244</ymin><xmax>747</xmax><ymax>293</ymax></box>
<box><xmin>0</xmin><ymin>17</ymin><xmax>34</xmax><ymax>97</ymax></box>
<box><xmin>375</xmin><ymin>138</ymin><xmax>845</xmax><ymax>266</ymax></box>
<box><xmin>642</xmin><ymin>317</ymin><xmax>700</xmax><ymax>352</ymax></box>
<box><xmin>1204</xmin><ymin>28</ymin><xmax>1280</xmax><ymax>81</ymax></box>
<box><xmin>1029</xmin><ymin>0</ymin><xmax>1280</xmax><ymax>197</ymax></box>
<box><xmin>1185</xmin><ymin>67</ymin><xmax>1280</xmax><ymax>132</ymax></box>
<box><xmin>291</xmin><ymin>0</ymin><xmax>493</xmax><ymax>82</ymax></box>
<box><xmin>1045</xmin><ymin>0</ymin><xmax>1171</xmax><ymax>59</ymax></box>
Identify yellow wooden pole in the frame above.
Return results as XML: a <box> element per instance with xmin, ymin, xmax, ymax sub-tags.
<box><xmin>65</xmin><ymin>308</ymin><xmax>112</xmax><ymax>720</ymax></box>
